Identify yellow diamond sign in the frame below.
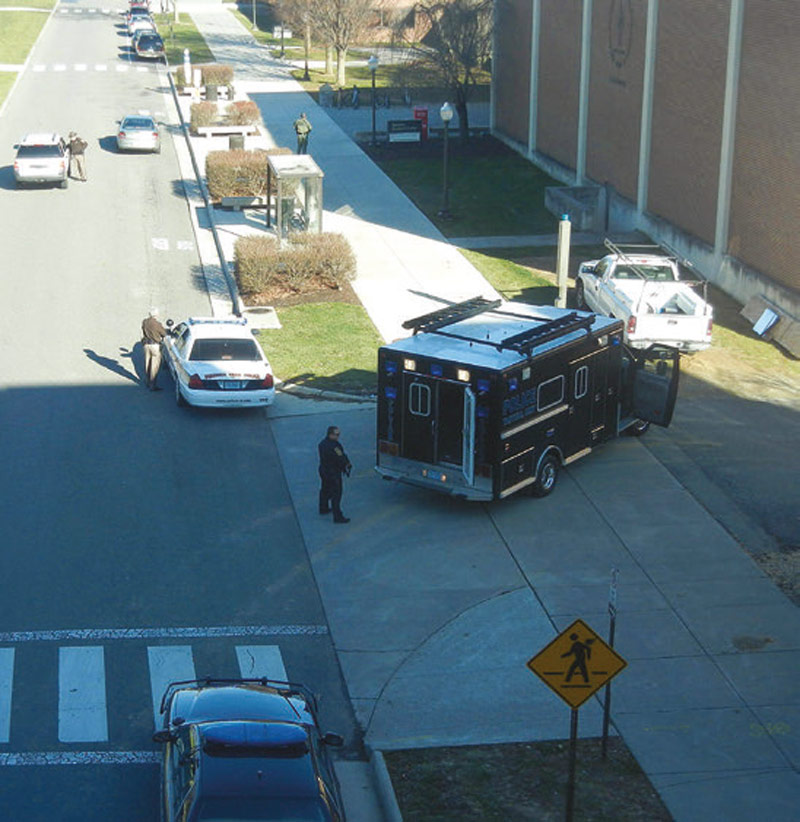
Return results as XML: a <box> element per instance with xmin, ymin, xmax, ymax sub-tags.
<box><xmin>527</xmin><ymin>619</ymin><xmax>627</xmax><ymax>709</ymax></box>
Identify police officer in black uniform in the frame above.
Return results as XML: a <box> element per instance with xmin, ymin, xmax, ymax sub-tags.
<box><xmin>318</xmin><ymin>425</ymin><xmax>352</xmax><ymax>524</ymax></box>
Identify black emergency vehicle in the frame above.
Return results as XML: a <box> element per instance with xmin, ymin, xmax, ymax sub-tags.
<box><xmin>376</xmin><ymin>298</ymin><xmax>679</xmax><ymax>501</ymax></box>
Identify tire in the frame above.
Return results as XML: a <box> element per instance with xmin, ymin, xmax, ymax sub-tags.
<box><xmin>154</xmin><ymin>143</ymin><xmax>161</xmax><ymax>154</ymax></box>
<box><xmin>626</xmin><ymin>419</ymin><xmax>650</xmax><ymax>437</ymax></box>
<box><xmin>60</xmin><ymin>178</ymin><xmax>68</xmax><ymax>189</ymax></box>
<box><xmin>531</xmin><ymin>451</ymin><xmax>559</xmax><ymax>497</ymax></box>
<box><xmin>575</xmin><ymin>280</ymin><xmax>587</xmax><ymax>309</ymax></box>
<box><xmin>174</xmin><ymin>376</ymin><xmax>187</xmax><ymax>407</ymax></box>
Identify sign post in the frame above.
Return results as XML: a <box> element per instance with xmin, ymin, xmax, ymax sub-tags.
<box><xmin>528</xmin><ymin>618</ymin><xmax>627</xmax><ymax>820</ymax></box>
<box><xmin>602</xmin><ymin>568</ymin><xmax>619</xmax><ymax>758</ymax></box>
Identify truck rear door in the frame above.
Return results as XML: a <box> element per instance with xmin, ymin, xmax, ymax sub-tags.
<box><xmin>629</xmin><ymin>345</ymin><xmax>680</xmax><ymax>426</ymax></box>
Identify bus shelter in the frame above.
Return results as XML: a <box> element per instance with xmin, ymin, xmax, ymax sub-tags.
<box><xmin>266</xmin><ymin>154</ymin><xmax>324</xmax><ymax>238</ymax></box>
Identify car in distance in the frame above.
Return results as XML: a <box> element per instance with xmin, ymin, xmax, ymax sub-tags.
<box><xmin>153</xmin><ymin>678</ymin><xmax>346</xmax><ymax>822</ymax></box>
<box><xmin>134</xmin><ymin>32</ymin><xmax>165</xmax><ymax>59</ymax></box>
<box><xmin>162</xmin><ymin>316</ymin><xmax>276</xmax><ymax>408</ymax></box>
<box><xmin>129</xmin><ymin>15</ymin><xmax>156</xmax><ymax>36</ymax></box>
<box><xmin>117</xmin><ymin>115</ymin><xmax>160</xmax><ymax>153</ymax></box>
<box><xmin>13</xmin><ymin>133</ymin><xmax>70</xmax><ymax>188</ymax></box>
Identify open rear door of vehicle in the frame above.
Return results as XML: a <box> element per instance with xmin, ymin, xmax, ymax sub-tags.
<box><xmin>630</xmin><ymin>345</ymin><xmax>680</xmax><ymax>427</ymax></box>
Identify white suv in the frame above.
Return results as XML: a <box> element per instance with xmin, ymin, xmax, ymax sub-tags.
<box><xmin>14</xmin><ymin>133</ymin><xmax>70</xmax><ymax>188</ymax></box>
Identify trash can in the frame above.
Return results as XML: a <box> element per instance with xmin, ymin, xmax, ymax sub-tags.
<box><xmin>229</xmin><ymin>134</ymin><xmax>245</xmax><ymax>150</ymax></box>
<box><xmin>206</xmin><ymin>84</ymin><xmax>218</xmax><ymax>101</ymax></box>
<box><xmin>413</xmin><ymin>106</ymin><xmax>428</xmax><ymax>140</ymax></box>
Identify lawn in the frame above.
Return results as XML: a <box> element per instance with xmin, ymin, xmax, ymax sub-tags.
<box><xmin>370</xmin><ymin>138</ymin><xmax>560</xmax><ymax>238</ymax></box>
<box><xmin>461</xmin><ymin>248</ymin><xmax>557</xmax><ymax>304</ymax></box>
<box><xmin>255</xmin><ymin>302</ymin><xmax>381</xmax><ymax>394</ymax></box>
<box><xmin>0</xmin><ymin>9</ymin><xmax>49</xmax><ymax>64</ymax></box>
<box><xmin>0</xmin><ymin>0</ymin><xmax>55</xmax><ymax>7</ymax></box>
<box><xmin>154</xmin><ymin>13</ymin><xmax>215</xmax><ymax>66</ymax></box>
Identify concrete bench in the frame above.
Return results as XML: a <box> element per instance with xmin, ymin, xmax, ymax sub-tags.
<box><xmin>196</xmin><ymin>124</ymin><xmax>258</xmax><ymax>138</ymax></box>
<box><xmin>220</xmin><ymin>196</ymin><xmax>268</xmax><ymax>211</ymax></box>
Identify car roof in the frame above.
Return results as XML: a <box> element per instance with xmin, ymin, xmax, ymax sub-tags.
<box><xmin>19</xmin><ymin>133</ymin><xmax>62</xmax><ymax>145</ymax></box>
<box><xmin>182</xmin><ymin>317</ymin><xmax>256</xmax><ymax>340</ymax></box>
<box><xmin>171</xmin><ymin>683</ymin><xmax>315</xmax><ymax>725</ymax></box>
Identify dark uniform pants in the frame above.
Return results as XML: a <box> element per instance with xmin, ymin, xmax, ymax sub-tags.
<box><xmin>319</xmin><ymin>469</ymin><xmax>343</xmax><ymax>518</ymax></box>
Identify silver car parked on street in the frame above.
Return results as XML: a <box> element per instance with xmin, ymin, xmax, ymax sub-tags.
<box><xmin>116</xmin><ymin>115</ymin><xmax>160</xmax><ymax>153</ymax></box>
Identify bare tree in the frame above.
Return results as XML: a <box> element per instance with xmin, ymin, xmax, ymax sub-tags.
<box><xmin>401</xmin><ymin>0</ymin><xmax>493</xmax><ymax>140</ymax></box>
<box><xmin>279</xmin><ymin>0</ymin><xmax>315</xmax><ymax>79</ymax></box>
<box><xmin>308</xmin><ymin>0</ymin><xmax>374</xmax><ymax>87</ymax></box>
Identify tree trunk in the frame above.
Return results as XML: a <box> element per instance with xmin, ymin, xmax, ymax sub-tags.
<box><xmin>336</xmin><ymin>47</ymin><xmax>347</xmax><ymax>87</ymax></box>
<box><xmin>455</xmin><ymin>95</ymin><xmax>469</xmax><ymax>141</ymax></box>
<box><xmin>325</xmin><ymin>45</ymin><xmax>334</xmax><ymax>76</ymax></box>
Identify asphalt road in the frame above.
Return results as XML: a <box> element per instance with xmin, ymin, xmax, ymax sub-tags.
<box><xmin>0</xmin><ymin>5</ymin><xmax>355</xmax><ymax>819</ymax></box>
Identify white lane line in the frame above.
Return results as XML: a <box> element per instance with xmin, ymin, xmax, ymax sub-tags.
<box><xmin>53</xmin><ymin>64</ymin><xmax>66</xmax><ymax>72</ymax></box>
<box><xmin>152</xmin><ymin>238</ymin><xmax>169</xmax><ymax>251</ymax></box>
<box><xmin>0</xmin><ymin>649</ymin><xmax>14</xmax><ymax>743</ymax></box>
<box><xmin>236</xmin><ymin>646</ymin><xmax>288</xmax><ymax>682</ymax></box>
<box><xmin>58</xmin><ymin>647</ymin><xmax>108</xmax><ymax>743</ymax></box>
<box><xmin>116</xmin><ymin>65</ymin><xmax>128</xmax><ymax>72</ymax></box>
<box><xmin>136</xmin><ymin>66</ymin><xmax>149</xmax><ymax>73</ymax></box>
<box><xmin>95</xmin><ymin>64</ymin><xmax>107</xmax><ymax>72</ymax></box>
<box><xmin>176</xmin><ymin>240</ymin><xmax>195</xmax><ymax>251</ymax></box>
<box><xmin>32</xmin><ymin>65</ymin><xmax>46</xmax><ymax>72</ymax></box>
<box><xmin>0</xmin><ymin>751</ymin><xmax>159</xmax><ymax>766</ymax></box>
<box><xmin>74</xmin><ymin>64</ymin><xmax>87</xmax><ymax>72</ymax></box>
<box><xmin>148</xmin><ymin>646</ymin><xmax>196</xmax><ymax>731</ymax></box>
<box><xmin>0</xmin><ymin>625</ymin><xmax>328</xmax><ymax>642</ymax></box>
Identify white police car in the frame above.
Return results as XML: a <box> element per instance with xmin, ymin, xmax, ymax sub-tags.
<box><xmin>162</xmin><ymin>317</ymin><xmax>276</xmax><ymax>408</ymax></box>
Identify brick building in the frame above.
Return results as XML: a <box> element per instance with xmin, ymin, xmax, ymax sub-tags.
<box><xmin>492</xmin><ymin>0</ymin><xmax>800</xmax><ymax>322</ymax></box>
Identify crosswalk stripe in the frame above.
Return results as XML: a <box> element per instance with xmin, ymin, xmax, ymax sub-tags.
<box><xmin>147</xmin><ymin>646</ymin><xmax>196</xmax><ymax>731</ymax></box>
<box><xmin>236</xmin><ymin>646</ymin><xmax>288</xmax><ymax>682</ymax></box>
<box><xmin>58</xmin><ymin>647</ymin><xmax>108</xmax><ymax>743</ymax></box>
<box><xmin>75</xmin><ymin>64</ymin><xmax>87</xmax><ymax>72</ymax></box>
<box><xmin>0</xmin><ymin>649</ymin><xmax>14</xmax><ymax>743</ymax></box>
<box><xmin>95</xmin><ymin>64</ymin><xmax>107</xmax><ymax>71</ymax></box>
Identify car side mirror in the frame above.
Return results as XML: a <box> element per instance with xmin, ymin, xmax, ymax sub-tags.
<box><xmin>323</xmin><ymin>732</ymin><xmax>344</xmax><ymax>747</ymax></box>
<box><xmin>152</xmin><ymin>729</ymin><xmax>175</xmax><ymax>744</ymax></box>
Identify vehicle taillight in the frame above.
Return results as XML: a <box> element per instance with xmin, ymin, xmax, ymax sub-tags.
<box><xmin>13</xmin><ymin>161</ymin><xmax>18</xmax><ymax>171</ymax></box>
<box><xmin>118</xmin><ymin>132</ymin><xmax>125</xmax><ymax>139</ymax></box>
<box><xmin>706</xmin><ymin>318</ymin><xmax>713</xmax><ymax>336</ymax></box>
<box><xmin>627</xmin><ymin>316</ymin><xmax>637</xmax><ymax>335</ymax></box>
<box><xmin>261</xmin><ymin>373</ymin><xmax>274</xmax><ymax>389</ymax></box>
<box><xmin>188</xmin><ymin>374</ymin><xmax>204</xmax><ymax>389</ymax></box>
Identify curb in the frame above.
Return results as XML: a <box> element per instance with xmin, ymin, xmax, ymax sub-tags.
<box><xmin>276</xmin><ymin>381</ymin><xmax>376</xmax><ymax>404</ymax></box>
<box><xmin>368</xmin><ymin>748</ymin><xmax>404</xmax><ymax>822</ymax></box>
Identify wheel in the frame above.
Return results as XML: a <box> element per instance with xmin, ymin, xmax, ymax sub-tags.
<box><xmin>60</xmin><ymin>178</ymin><xmax>68</xmax><ymax>189</ymax></box>
<box><xmin>174</xmin><ymin>376</ymin><xmax>187</xmax><ymax>407</ymax></box>
<box><xmin>626</xmin><ymin>419</ymin><xmax>650</xmax><ymax>437</ymax></box>
<box><xmin>575</xmin><ymin>280</ymin><xmax>587</xmax><ymax>309</ymax></box>
<box><xmin>154</xmin><ymin>143</ymin><xmax>161</xmax><ymax>154</ymax></box>
<box><xmin>531</xmin><ymin>451</ymin><xmax>559</xmax><ymax>497</ymax></box>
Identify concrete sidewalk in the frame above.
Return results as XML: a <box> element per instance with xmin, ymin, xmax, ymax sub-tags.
<box><xmin>174</xmin><ymin>4</ymin><xmax>800</xmax><ymax>821</ymax></box>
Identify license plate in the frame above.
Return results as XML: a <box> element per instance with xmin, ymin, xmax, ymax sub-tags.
<box><xmin>221</xmin><ymin>380</ymin><xmax>243</xmax><ymax>390</ymax></box>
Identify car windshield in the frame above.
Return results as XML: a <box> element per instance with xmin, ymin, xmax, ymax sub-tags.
<box><xmin>189</xmin><ymin>339</ymin><xmax>262</xmax><ymax>362</ymax></box>
<box><xmin>631</xmin><ymin>264</ymin><xmax>675</xmax><ymax>281</ymax></box>
<box><xmin>17</xmin><ymin>145</ymin><xmax>62</xmax><ymax>158</ymax></box>
<box><xmin>122</xmin><ymin>118</ymin><xmax>155</xmax><ymax>129</ymax></box>
<box><xmin>139</xmin><ymin>36</ymin><xmax>162</xmax><ymax>45</ymax></box>
<box><xmin>197</xmin><ymin>797</ymin><xmax>327</xmax><ymax>821</ymax></box>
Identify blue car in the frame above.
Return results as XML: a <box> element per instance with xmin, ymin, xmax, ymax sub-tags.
<box><xmin>153</xmin><ymin>678</ymin><xmax>346</xmax><ymax>821</ymax></box>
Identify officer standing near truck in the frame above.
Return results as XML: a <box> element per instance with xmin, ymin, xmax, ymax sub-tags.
<box><xmin>318</xmin><ymin>425</ymin><xmax>352</xmax><ymax>523</ymax></box>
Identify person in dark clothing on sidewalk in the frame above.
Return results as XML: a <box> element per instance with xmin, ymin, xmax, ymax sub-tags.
<box><xmin>141</xmin><ymin>309</ymin><xmax>168</xmax><ymax>390</ymax></box>
<box><xmin>318</xmin><ymin>426</ymin><xmax>352</xmax><ymax>523</ymax></box>
<box><xmin>293</xmin><ymin>112</ymin><xmax>312</xmax><ymax>154</ymax></box>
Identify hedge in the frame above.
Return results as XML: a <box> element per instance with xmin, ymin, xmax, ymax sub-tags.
<box><xmin>199</xmin><ymin>64</ymin><xmax>234</xmax><ymax>86</ymax></box>
<box><xmin>206</xmin><ymin>147</ymin><xmax>293</xmax><ymax>200</ymax></box>
<box><xmin>234</xmin><ymin>233</ymin><xmax>357</xmax><ymax>296</ymax></box>
<box><xmin>190</xmin><ymin>101</ymin><xmax>217</xmax><ymax>131</ymax></box>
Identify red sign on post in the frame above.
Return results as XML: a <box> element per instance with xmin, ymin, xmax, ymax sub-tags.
<box><xmin>413</xmin><ymin>106</ymin><xmax>428</xmax><ymax>140</ymax></box>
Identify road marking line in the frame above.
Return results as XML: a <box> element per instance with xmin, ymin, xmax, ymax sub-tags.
<box><xmin>58</xmin><ymin>647</ymin><xmax>108</xmax><ymax>743</ymax></box>
<box><xmin>0</xmin><ymin>625</ymin><xmax>328</xmax><ymax>642</ymax></box>
<box><xmin>136</xmin><ymin>66</ymin><xmax>149</xmax><ymax>73</ymax></box>
<box><xmin>74</xmin><ymin>64</ymin><xmax>87</xmax><ymax>72</ymax></box>
<box><xmin>116</xmin><ymin>65</ymin><xmax>128</xmax><ymax>72</ymax></box>
<box><xmin>95</xmin><ymin>64</ymin><xmax>107</xmax><ymax>71</ymax></box>
<box><xmin>0</xmin><ymin>751</ymin><xmax>159</xmax><ymax>766</ymax></box>
<box><xmin>0</xmin><ymin>649</ymin><xmax>14</xmax><ymax>743</ymax></box>
<box><xmin>32</xmin><ymin>64</ymin><xmax>45</xmax><ymax>72</ymax></box>
<box><xmin>148</xmin><ymin>646</ymin><xmax>196</xmax><ymax>731</ymax></box>
<box><xmin>152</xmin><ymin>237</ymin><xmax>169</xmax><ymax>250</ymax></box>
<box><xmin>236</xmin><ymin>645</ymin><xmax>287</xmax><ymax>681</ymax></box>
<box><xmin>53</xmin><ymin>64</ymin><xmax>66</xmax><ymax>72</ymax></box>
<box><xmin>177</xmin><ymin>240</ymin><xmax>194</xmax><ymax>251</ymax></box>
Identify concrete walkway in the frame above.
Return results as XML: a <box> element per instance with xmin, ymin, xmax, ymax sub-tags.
<box><xmin>175</xmin><ymin>4</ymin><xmax>800</xmax><ymax>821</ymax></box>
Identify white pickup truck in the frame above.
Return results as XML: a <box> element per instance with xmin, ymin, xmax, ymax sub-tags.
<box><xmin>575</xmin><ymin>243</ymin><xmax>713</xmax><ymax>352</ymax></box>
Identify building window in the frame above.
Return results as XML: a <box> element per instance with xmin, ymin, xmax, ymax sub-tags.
<box><xmin>538</xmin><ymin>375</ymin><xmax>564</xmax><ymax>411</ymax></box>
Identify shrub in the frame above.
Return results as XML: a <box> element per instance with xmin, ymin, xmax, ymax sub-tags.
<box><xmin>206</xmin><ymin>149</ymin><xmax>268</xmax><ymax>199</ymax></box>
<box><xmin>226</xmin><ymin>100</ymin><xmax>261</xmax><ymax>126</ymax></box>
<box><xmin>234</xmin><ymin>233</ymin><xmax>358</xmax><ymax>296</ymax></box>
<box><xmin>190</xmin><ymin>101</ymin><xmax>218</xmax><ymax>132</ymax></box>
<box><xmin>199</xmin><ymin>64</ymin><xmax>234</xmax><ymax>86</ymax></box>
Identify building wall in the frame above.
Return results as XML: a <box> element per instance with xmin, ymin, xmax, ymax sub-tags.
<box><xmin>536</xmin><ymin>0</ymin><xmax>583</xmax><ymax>169</ymax></box>
<box><xmin>586</xmin><ymin>0</ymin><xmax>647</xmax><ymax>201</ymax></box>
<box><xmin>494</xmin><ymin>0</ymin><xmax>532</xmax><ymax>146</ymax></box>
<box><xmin>728</xmin><ymin>0</ymin><xmax>800</xmax><ymax>294</ymax></box>
<box><xmin>647</xmin><ymin>0</ymin><xmax>729</xmax><ymax>246</ymax></box>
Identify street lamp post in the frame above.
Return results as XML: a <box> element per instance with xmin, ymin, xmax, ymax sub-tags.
<box><xmin>368</xmin><ymin>54</ymin><xmax>379</xmax><ymax>147</ymax></box>
<box><xmin>438</xmin><ymin>101</ymin><xmax>454</xmax><ymax>219</ymax></box>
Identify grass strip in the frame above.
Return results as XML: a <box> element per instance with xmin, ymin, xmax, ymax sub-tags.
<box><xmin>255</xmin><ymin>302</ymin><xmax>381</xmax><ymax>394</ymax></box>
<box><xmin>461</xmin><ymin>248</ymin><xmax>557</xmax><ymax>304</ymax></box>
<box><xmin>154</xmin><ymin>13</ymin><xmax>215</xmax><ymax>66</ymax></box>
<box><xmin>0</xmin><ymin>10</ymin><xmax>49</xmax><ymax>63</ymax></box>
<box><xmin>0</xmin><ymin>0</ymin><xmax>55</xmax><ymax>8</ymax></box>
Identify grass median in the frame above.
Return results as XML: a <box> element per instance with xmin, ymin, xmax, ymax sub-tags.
<box><xmin>154</xmin><ymin>13</ymin><xmax>215</xmax><ymax>66</ymax></box>
<box><xmin>0</xmin><ymin>6</ymin><xmax>51</xmax><ymax>64</ymax></box>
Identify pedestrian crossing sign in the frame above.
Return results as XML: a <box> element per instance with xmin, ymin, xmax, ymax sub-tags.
<box><xmin>526</xmin><ymin>619</ymin><xmax>627</xmax><ymax>709</ymax></box>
